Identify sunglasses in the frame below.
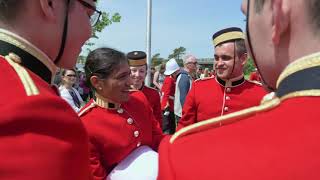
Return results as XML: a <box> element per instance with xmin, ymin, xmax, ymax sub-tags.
<box><xmin>66</xmin><ymin>74</ymin><xmax>76</xmax><ymax>77</ymax></box>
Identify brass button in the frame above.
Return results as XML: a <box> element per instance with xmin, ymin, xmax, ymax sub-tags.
<box><xmin>134</xmin><ymin>130</ymin><xmax>140</xmax><ymax>138</ymax></box>
<box><xmin>137</xmin><ymin>142</ymin><xmax>141</xmax><ymax>147</ymax></box>
<box><xmin>127</xmin><ymin>118</ymin><xmax>133</xmax><ymax>125</ymax></box>
<box><xmin>117</xmin><ymin>108</ymin><xmax>124</xmax><ymax>114</ymax></box>
<box><xmin>226</xmin><ymin>96</ymin><xmax>230</xmax><ymax>100</ymax></box>
<box><xmin>224</xmin><ymin>107</ymin><xmax>229</xmax><ymax>112</ymax></box>
<box><xmin>8</xmin><ymin>52</ymin><xmax>22</xmax><ymax>64</ymax></box>
<box><xmin>226</xmin><ymin>88</ymin><xmax>231</xmax><ymax>93</ymax></box>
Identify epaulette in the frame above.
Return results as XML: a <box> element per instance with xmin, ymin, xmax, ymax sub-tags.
<box><xmin>78</xmin><ymin>102</ymin><xmax>96</xmax><ymax>117</ymax></box>
<box><xmin>246</xmin><ymin>79</ymin><xmax>263</xmax><ymax>86</ymax></box>
<box><xmin>194</xmin><ymin>76</ymin><xmax>214</xmax><ymax>82</ymax></box>
<box><xmin>170</xmin><ymin>92</ymin><xmax>280</xmax><ymax>143</ymax></box>
<box><xmin>4</xmin><ymin>53</ymin><xmax>39</xmax><ymax>96</ymax></box>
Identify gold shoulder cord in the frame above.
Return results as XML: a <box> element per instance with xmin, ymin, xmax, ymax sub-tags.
<box><xmin>5</xmin><ymin>54</ymin><xmax>39</xmax><ymax>96</ymax></box>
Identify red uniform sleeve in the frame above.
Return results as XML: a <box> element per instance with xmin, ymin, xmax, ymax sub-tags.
<box><xmin>149</xmin><ymin>101</ymin><xmax>165</xmax><ymax>151</ymax></box>
<box><xmin>176</xmin><ymin>82</ymin><xmax>197</xmax><ymax>131</ymax></box>
<box><xmin>0</xmin><ymin>96</ymin><xmax>90</xmax><ymax>180</ymax></box>
<box><xmin>157</xmin><ymin>136</ymin><xmax>175</xmax><ymax>180</ymax></box>
<box><xmin>161</xmin><ymin>77</ymin><xmax>171</xmax><ymax>110</ymax></box>
<box><xmin>88</xmin><ymin>140</ymin><xmax>107</xmax><ymax>180</ymax></box>
<box><xmin>153</xmin><ymin>92</ymin><xmax>163</xmax><ymax>128</ymax></box>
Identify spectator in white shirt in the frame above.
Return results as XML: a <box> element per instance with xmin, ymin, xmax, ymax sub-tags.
<box><xmin>59</xmin><ymin>69</ymin><xmax>84</xmax><ymax>112</ymax></box>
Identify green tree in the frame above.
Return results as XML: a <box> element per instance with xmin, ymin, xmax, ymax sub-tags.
<box><xmin>151</xmin><ymin>53</ymin><xmax>164</xmax><ymax>67</ymax></box>
<box><xmin>168</xmin><ymin>46</ymin><xmax>186</xmax><ymax>66</ymax></box>
<box><xmin>85</xmin><ymin>12</ymin><xmax>121</xmax><ymax>52</ymax></box>
<box><xmin>78</xmin><ymin>5</ymin><xmax>121</xmax><ymax>64</ymax></box>
<box><xmin>244</xmin><ymin>58</ymin><xmax>256</xmax><ymax>77</ymax></box>
<box><xmin>82</xmin><ymin>0</ymin><xmax>121</xmax><ymax>54</ymax></box>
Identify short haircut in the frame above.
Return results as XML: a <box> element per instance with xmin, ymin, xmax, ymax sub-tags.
<box><xmin>254</xmin><ymin>0</ymin><xmax>265</xmax><ymax>13</ymax></box>
<box><xmin>308</xmin><ymin>0</ymin><xmax>320</xmax><ymax>34</ymax></box>
<box><xmin>61</xmin><ymin>69</ymin><xmax>77</xmax><ymax>76</ymax></box>
<box><xmin>0</xmin><ymin>0</ymin><xmax>25</xmax><ymax>24</ymax></box>
<box><xmin>235</xmin><ymin>39</ymin><xmax>247</xmax><ymax>57</ymax></box>
<box><xmin>183</xmin><ymin>54</ymin><xmax>196</xmax><ymax>64</ymax></box>
<box><xmin>254</xmin><ymin>0</ymin><xmax>320</xmax><ymax>37</ymax></box>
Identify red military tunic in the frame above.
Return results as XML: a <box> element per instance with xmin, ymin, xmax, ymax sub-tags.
<box><xmin>79</xmin><ymin>91</ymin><xmax>164</xmax><ymax>179</ymax></box>
<box><xmin>141</xmin><ymin>85</ymin><xmax>162</xmax><ymax>127</ymax></box>
<box><xmin>177</xmin><ymin>75</ymin><xmax>267</xmax><ymax>130</ymax></box>
<box><xmin>161</xmin><ymin>76</ymin><xmax>175</xmax><ymax>111</ymax></box>
<box><xmin>0</xmin><ymin>30</ymin><xmax>90</xmax><ymax>179</ymax></box>
<box><xmin>157</xmin><ymin>53</ymin><xmax>320</xmax><ymax>180</ymax></box>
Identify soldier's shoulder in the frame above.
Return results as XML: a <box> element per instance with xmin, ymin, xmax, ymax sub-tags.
<box><xmin>170</xmin><ymin>92</ymin><xmax>279</xmax><ymax>144</ymax></box>
<box><xmin>194</xmin><ymin>76</ymin><xmax>215</xmax><ymax>83</ymax></box>
<box><xmin>246</xmin><ymin>79</ymin><xmax>263</xmax><ymax>86</ymax></box>
<box><xmin>1</xmin><ymin>54</ymin><xmax>40</xmax><ymax>97</ymax></box>
<box><xmin>78</xmin><ymin>100</ymin><xmax>97</xmax><ymax>117</ymax></box>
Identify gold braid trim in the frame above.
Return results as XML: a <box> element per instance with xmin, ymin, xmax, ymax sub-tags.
<box><xmin>128</xmin><ymin>58</ymin><xmax>147</xmax><ymax>66</ymax></box>
<box><xmin>280</xmin><ymin>89</ymin><xmax>320</xmax><ymax>101</ymax></box>
<box><xmin>277</xmin><ymin>52</ymin><xmax>320</xmax><ymax>88</ymax></box>
<box><xmin>5</xmin><ymin>55</ymin><xmax>39</xmax><ymax>96</ymax></box>
<box><xmin>78</xmin><ymin>102</ymin><xmax>96</xmax><ymax>117</ymax></box>
<box><xmin>170</xmin><ymin>96</ymin><xmax>281</xmax><ymax>143</ymax></box>
<box><xmin>213</xmin><ymin>31</ymin><xmax>244</xmax><ymax>46</ymax></box>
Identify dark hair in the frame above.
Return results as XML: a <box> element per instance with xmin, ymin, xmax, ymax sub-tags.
<box><xmin>85</xmin><ymin>47</ymin><xmax>128</xmax><ymax>89</ymax></box>
<box><xmin>308</xmin><ymin>0</ymin><xmax>320</xmax><ymax>34</ymax></box>
<box><xmin>0</xmin><ymin>0</ymin><xmax>25</xmax><ymax>23</ymax></box>
<box><xmin>254</xmin><ymin>1</ymin><xmax>320</xmax><ymax>36</ymax></box>
<box><xmin>235</xmin><ymin>39</ymin><xmax>247</xmax><ymax>57</ymax></box>
<box><xmin>61</xmin><ymin>69</ymin><xmax>76</xmax><ymax>76</ymax></box>
<box><xmin>254</xmin><ymin>0</ymin><xmax>265</xmax><ymax>13</ymax></box>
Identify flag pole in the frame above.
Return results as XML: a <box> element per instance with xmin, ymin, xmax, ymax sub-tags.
<box><xmin>146</xmin><ymin>0</ymin><xmax>152</xmax><ymax>86</ymax></box>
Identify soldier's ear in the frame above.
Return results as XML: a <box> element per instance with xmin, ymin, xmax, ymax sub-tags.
<box><xmin>39</xmin><ymin>0</ymin><xmax>56</xmax><ymax>22</ymax></box>
<box><xmin>90</xmin><ymin>76</ymin><xmax>103</xmax><ymax>91</ymax></box>
<box><xmin>240</xmin><ymin>53</ymin><xmax>248</xmax><ymax>66</ymax></box>
<box><xmin>271</xmin><ymin>0</ymin><xmax>289</xmax><ymax>45</ymax></box>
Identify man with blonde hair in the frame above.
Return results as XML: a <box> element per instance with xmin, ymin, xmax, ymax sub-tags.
<box><xmin>158</xmin><ymin>0</ymin><xmax>320</xmax><ymax>179</ymax></box>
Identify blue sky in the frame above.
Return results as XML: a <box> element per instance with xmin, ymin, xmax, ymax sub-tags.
<box><xmin>89</xmin><ymin>0</ymin><xmax>246</xmax><ymax>59</ymax></box>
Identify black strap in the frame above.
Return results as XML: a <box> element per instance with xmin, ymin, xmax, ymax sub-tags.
<box><xmin>69</xmin><ymin>88</ymin><xmax>81</xmax><ymax>108</ymax></box>
<box><xmin>54</xmin><ymin>0</ymin><xmax>70</xmax><ymax>64</ymax></box>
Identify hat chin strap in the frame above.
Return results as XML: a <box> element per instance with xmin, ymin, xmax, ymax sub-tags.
<box><xmin>54</xmin><ymin>0</ymin><xmax>70</xmax><ymax>66</ymax></box>
<box><xmin>246</xmin><ymin>0</ymin><xmax>275</xmax><ymax>92</ymax></box>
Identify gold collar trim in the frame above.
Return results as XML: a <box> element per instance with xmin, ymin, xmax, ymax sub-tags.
<box><xmin>280</xmin><ymin>89</ymin><xmax>320</xmax><ymax>101</ymax></box>
<box><xmin>277</xmin><ymin>52</ymin><xmax>320</xmax><ymax>88</ymax></box>
<box><xmin>95</xmin><ymin>93</ymin><xmax>121</xmax><ymax>109</ymax></box>
<box><xmin>0</xmin><ymin>29</ymin><xmax>57</xmax><ymax>79</ymax></box>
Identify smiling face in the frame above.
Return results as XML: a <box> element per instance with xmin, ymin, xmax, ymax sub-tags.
<box><xmin>130</xmin><ymin>65</ymin><xmax>147</xmax><ymax>89</ymax></box>
<box><xmin>99</xmin><ymin>62</ymin><xmax>132</xmax><ymax>103</ymax></box>
<box><xmin>62</xmin><ymin>69</ymin><xmax>77</xmax><ymax>87</ymax></box>
<box><xmin>214</xmin><ymin>42</ymin><xmax>245</xmax><ymax>80</ymax></box>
